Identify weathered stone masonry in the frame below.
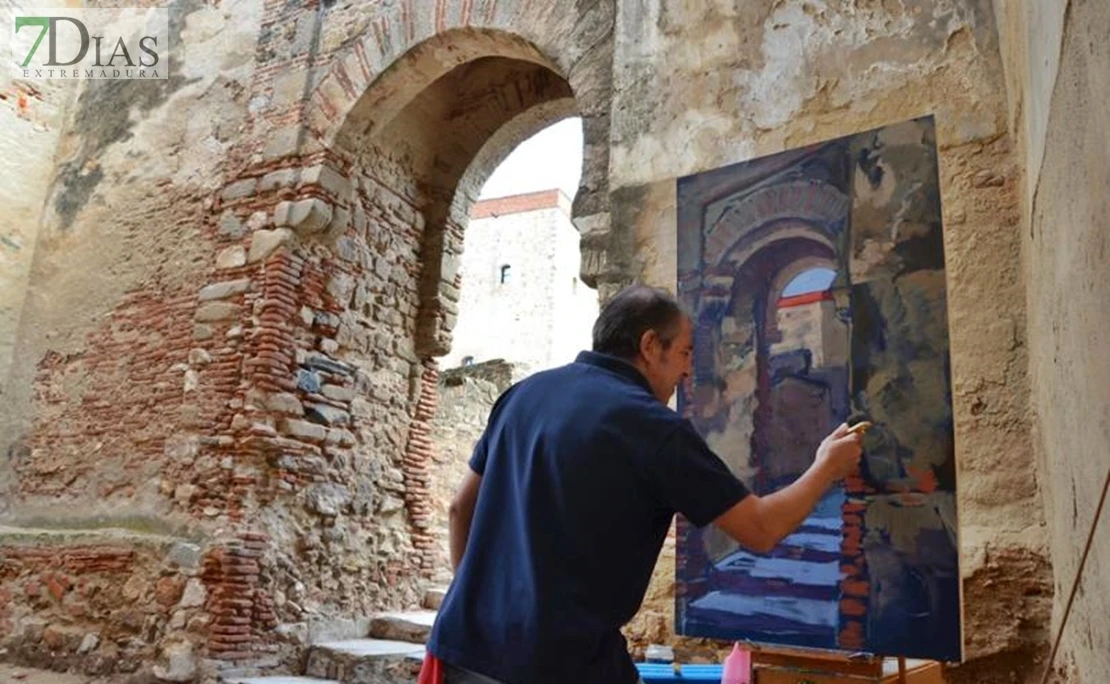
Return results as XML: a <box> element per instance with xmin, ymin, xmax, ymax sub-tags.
<box><xmin>3</xmin><ymin>0</ymin><xmax>619</xmax><ymax>678</ymax></box>
<box><xmin>6</xmin><ymin>0</ymin><xmax>1109</xmax><ymax>682</ymax></box>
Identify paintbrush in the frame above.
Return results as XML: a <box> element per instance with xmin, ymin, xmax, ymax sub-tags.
<box><xmin>846</xmin><ymin>421</ymin><xmax>873</xmax><ymax>436</ymax></box>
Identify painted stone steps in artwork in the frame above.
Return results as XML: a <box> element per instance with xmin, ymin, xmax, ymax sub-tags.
<box><xmin>687</xmin><ymin>518</ymin><xmax>846</xmax><ymax>639</ymax></box>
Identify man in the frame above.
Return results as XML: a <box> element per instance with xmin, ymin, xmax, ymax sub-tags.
<box><xmin>426</xmin><ymin>285</ymin><xmax>863</xmax><ymax>684</ymax></box>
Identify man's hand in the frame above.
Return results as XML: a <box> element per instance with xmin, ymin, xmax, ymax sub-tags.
<box><xmin>714</xmin><ymin>422</ymin><xmax>865</xmax><ymax>553</ymax></box>
<box><xmin>815</xmin><ymin>422</ymin><xmax>864</xmax><ymax>481</ymax></box>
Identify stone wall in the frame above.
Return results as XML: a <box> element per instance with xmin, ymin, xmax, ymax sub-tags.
<box><xmin>608</xmin><ymin>1</ymin><xmax>1052</xmax><ymax>678</ymax></box>
<box><xmin>993</xmin><ymin>1</ymin><xmax>1110</xmax><ymax>681</ymax></box>
<box><xmin>428</xmin><ymin>361</ymin><xmax>514</xmax><ymax>584</ymax></box>
<box><xmin>0</xmin><ymin>528</ymin><xmax>209</xmax><ymax>679</ymax></box>
<box><xmin>0</xmin><ymin>0</ymin><xmax>619</xmax><ymax>677</ymax></box>
<box><xmin>1</xmin><ymin>0</ymin><xmax>1098</xmax><ymax>680</ymax></box>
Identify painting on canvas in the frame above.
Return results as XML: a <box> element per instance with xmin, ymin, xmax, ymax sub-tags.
<box><xmin>674</xmin><ymin>116</ymin><xmax>962</xmax><ymax>662</ymax></box>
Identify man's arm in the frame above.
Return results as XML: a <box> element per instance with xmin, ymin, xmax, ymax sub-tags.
<box><xmin>448</xmin><ymin>470</ymin><xmax>482</xmax><ymax>570</ymax></box>
<box><xmin>713</xmin><ymin>423</ymin><xmax>862</xmax><ymax>553</ymax></box>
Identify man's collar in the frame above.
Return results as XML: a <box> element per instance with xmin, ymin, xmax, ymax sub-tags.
<box><xmin>575</xmin><ymin>350</ymin><xmax>654</xmax><ymax>394</ymax></box>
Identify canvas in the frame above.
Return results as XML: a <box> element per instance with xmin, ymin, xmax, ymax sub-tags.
<box><xmin>674</xmin><ymin>116</ymin><xmax>962</xmax><ymax>662</ymax></box>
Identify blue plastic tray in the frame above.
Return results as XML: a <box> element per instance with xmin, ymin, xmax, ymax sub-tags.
<box><xmin>636</xmin><ymin>663</ymin><xmax>724</xmax><ymax>682</ymax></box>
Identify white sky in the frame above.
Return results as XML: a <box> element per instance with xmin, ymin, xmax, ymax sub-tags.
<box><xmin>479</xmin><ymin>118</ymin><xmax>583</xmax><ymax>200</ymax></box>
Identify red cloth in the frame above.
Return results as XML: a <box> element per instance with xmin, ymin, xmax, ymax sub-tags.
<box><xmin>417</xmin><ymin>651</ymin><xmax>445</xmax><ymax>684</ymax></box>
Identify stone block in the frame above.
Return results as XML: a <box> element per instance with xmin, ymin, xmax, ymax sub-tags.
<box><xmin>246</xmin><ymin>210</ymin><xmax>269</xmax><ymax>230</ymax></box>
<box><xmin>305</xmin><ymin>402</ymin><xmax>350</xmax><ymax>426</ymax></box>
<box><xmin>325</xmin><ymin>428</ymin><xmax>356</xmax><ymax>447</ymax></box>
<box><xmin>282</xmin><ymin>418</ymin><xmax>327</xmax><ymax>442</ymax></box>
<box><xmin>178</xmin><ymin>578</ymin><xmax>206</xmax><ymax>608</ymax></box>
<box><xmin>221</xmin><ymin>178</ymin><xmax>258</xmax><ymax>202</ymax></box>
<box><xmin>263</xmin><ymin>125</ymin><xmax>301</xmax><ymax>162</ymax></box>
<box><xmin>216</xmin><ymin>245</ymin><xmax>247</xmax><ymax>269</ymax></box>
<box><xmin>198</xmin><ymin>278</ymin><xmax>251</xmax><ymax>301</ymax></box>
<box><xmin>321</xmin><ymin>384</ymin><xmax>355</xmax><ymax>402</ymax></box>
<box><xmin>195</xmin><ymin>302</ymin><xmax>241</xmax><ymax>322</ymax></box>
<box><xmin>300</xmin><ymin>164</ymin><xmax>351</xmax><ymax>198</ymax></box>
<box><xmin>326</xmin><ymin>206</ymin><xmax>351</xmax><ymax>237</ymax></box>
<box><xmin>266</xmin><ymin>392</ymin><xmax>305</xmax><ymax>415</ymax></box>
<box><xmin>248</xmin><ymin>228</ymin><xmax>293</xmax><ymax>263</ymax></box>
<box><xmin>326</xmin><ymin>272</ymin><xmax>354</xmax><ymax>306</ymax></box>
<box><xmin>335</xmin><ymin>236</ymin><xmax>360</xmax><ymax>262</ymax></box>
<box><xmin>166</xmin><ymin>542</ymin><xmax>201</xmax><ymax>569</ymax></box>
<box><xmin>304</xmin><ymin>353</ymin><xmax>354</xmax><ymax>376</ymax></box>
<box><xmin>287</xmin><ymin>198</ymin><xmax>333</xmax><ymax>235</ymax></box>
<box><xmin>218</xmin><ymin>211</ymin><xmax>244</xmax><ymax>239</ymax></box>
<box><xmin>273</xmin><ymin>200</ymin><xmax>293</xmax><ymax>227</ymax></box>
<box><xmin>260</xmin><ymin>168</ymin><xmax>298</xmax><ymax>193</ymax></box>
<box><xmin>368</xmin><ymin>611</ymin><xmax>436</xmax><ymax>643</ymax></box>
<box><xmin>296</xmin><ymin>369</ymin><xmax>321</xmax><ymax>393</ymax></box>
<box><xmin>153</xmin><ymin>642</ymin><xmax>197</xmax><ymax>682</ymax></box>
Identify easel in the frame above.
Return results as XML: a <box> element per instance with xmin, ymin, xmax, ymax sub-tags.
<box><xmin>744</xmin><ymin>644</ymin><xmax>943</xmax><ymax>683</ymax></box>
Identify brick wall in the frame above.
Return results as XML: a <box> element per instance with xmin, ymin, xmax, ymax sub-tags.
<box><xmin>0</xmin><ymin>533</ymin><xmax>206</xmax><ymax>677</ymax></box>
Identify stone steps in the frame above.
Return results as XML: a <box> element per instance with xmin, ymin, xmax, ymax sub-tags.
<box><xmin>226</xmin><ymin>598</ymin><xmax>443</xmax><ymax>683</ymax></box>
<box><xmin>304</xmin><ymin>638</ymin><xmax>426</xmax><ymax>684</ymax></box>
<box><xmin>422</xmin><ymin>586</ymin><xmax>448</xmax><ymax>610</ymax></box>
<box><xmin>368</xmin><ymin>609</ymin><xmax>437</xmax><ymax>643</ymax></box>
<box><xmin>225</xmin><ymin>677</ymin><xmax>338</xmax><ymax>684</ymax></box>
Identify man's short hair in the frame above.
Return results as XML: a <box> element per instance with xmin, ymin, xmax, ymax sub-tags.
<box><xmin>592</xmin><ymin>285</ymin><xmax>687</xmax><ymax>359</ymax></box>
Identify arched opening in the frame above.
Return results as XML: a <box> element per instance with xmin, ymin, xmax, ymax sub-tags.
<box><xmin>312</xmin><ymin>31</ymin><xmax>601</xmax><ymax>600</ymax></box>
<box><xmin>428</xmin><ymin>116</ymin><xmax>600</xmax><ymax>584</ymax></box>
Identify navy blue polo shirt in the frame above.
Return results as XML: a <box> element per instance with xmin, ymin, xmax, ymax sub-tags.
<box><xmin>427</xmin><ymin>351</ymin><xmax>750</xmax><ymax>684</ymax></box>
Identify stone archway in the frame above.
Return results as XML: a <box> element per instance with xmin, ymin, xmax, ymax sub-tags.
<box><xmin>186</xmin><ymin>10</ymin><xmax>618</xmax><ymax>664</ymax></box>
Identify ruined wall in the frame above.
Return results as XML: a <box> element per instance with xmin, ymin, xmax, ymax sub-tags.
<box><xmin>994</xmin><ymin>1</ymin><xmax>1110</xmax><ymax>680</ymax></box>
<box><xmin>608</xmin><ymin>1</ymin><xmax>1051</xmax><ymax>676</ymax></box>
<box><xmin>1</xmin><ymin>0</ymin><xmax>616</xmax><ymax>677</ymax></box>
<box><xmin>428</xmin><ymin>362</ymin><xmax>514</xmax><ymax>584</ymax></box>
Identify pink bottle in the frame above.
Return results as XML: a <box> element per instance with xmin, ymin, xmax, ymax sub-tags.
<box><xmin>721</xmin><ymin>642</ymin><xmax>752</xmax><ymax>684</ymax></box>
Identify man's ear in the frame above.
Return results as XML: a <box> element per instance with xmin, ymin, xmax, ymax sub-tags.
<box><xmin>638</xmin><ymin>329</ymin><xmax>659</xmax><ymax>359</ymax></box>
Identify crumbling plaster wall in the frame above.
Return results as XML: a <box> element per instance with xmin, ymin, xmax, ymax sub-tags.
<box><xmin>0</xmin><ymin>0</ymin><xmax>78</xmax><ymax>402</ymax></box>
<box><xmin>608</xmin><ymin>1</ymin><xmax>1052</xmax><ymax>676</ymax></box>
<box><xmin>993</xmin><ymin>1</ymin><xmax>1110</xmax><ymax>680</ymax></box>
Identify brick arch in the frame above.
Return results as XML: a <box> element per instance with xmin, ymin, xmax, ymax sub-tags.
<box><xmin>278</xmin><ymin>7</ymin><xmax>617</xmax><ymax>587</ymax></box>
<box><xmin>307</xmin><ymin>9</ymin><xmax>614</xmax><ymax>222</ymax></box>
<box><xmin>305</xmin><ymin>17</ymin><xmax>616</xmax><ymax>353</ymax></box>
